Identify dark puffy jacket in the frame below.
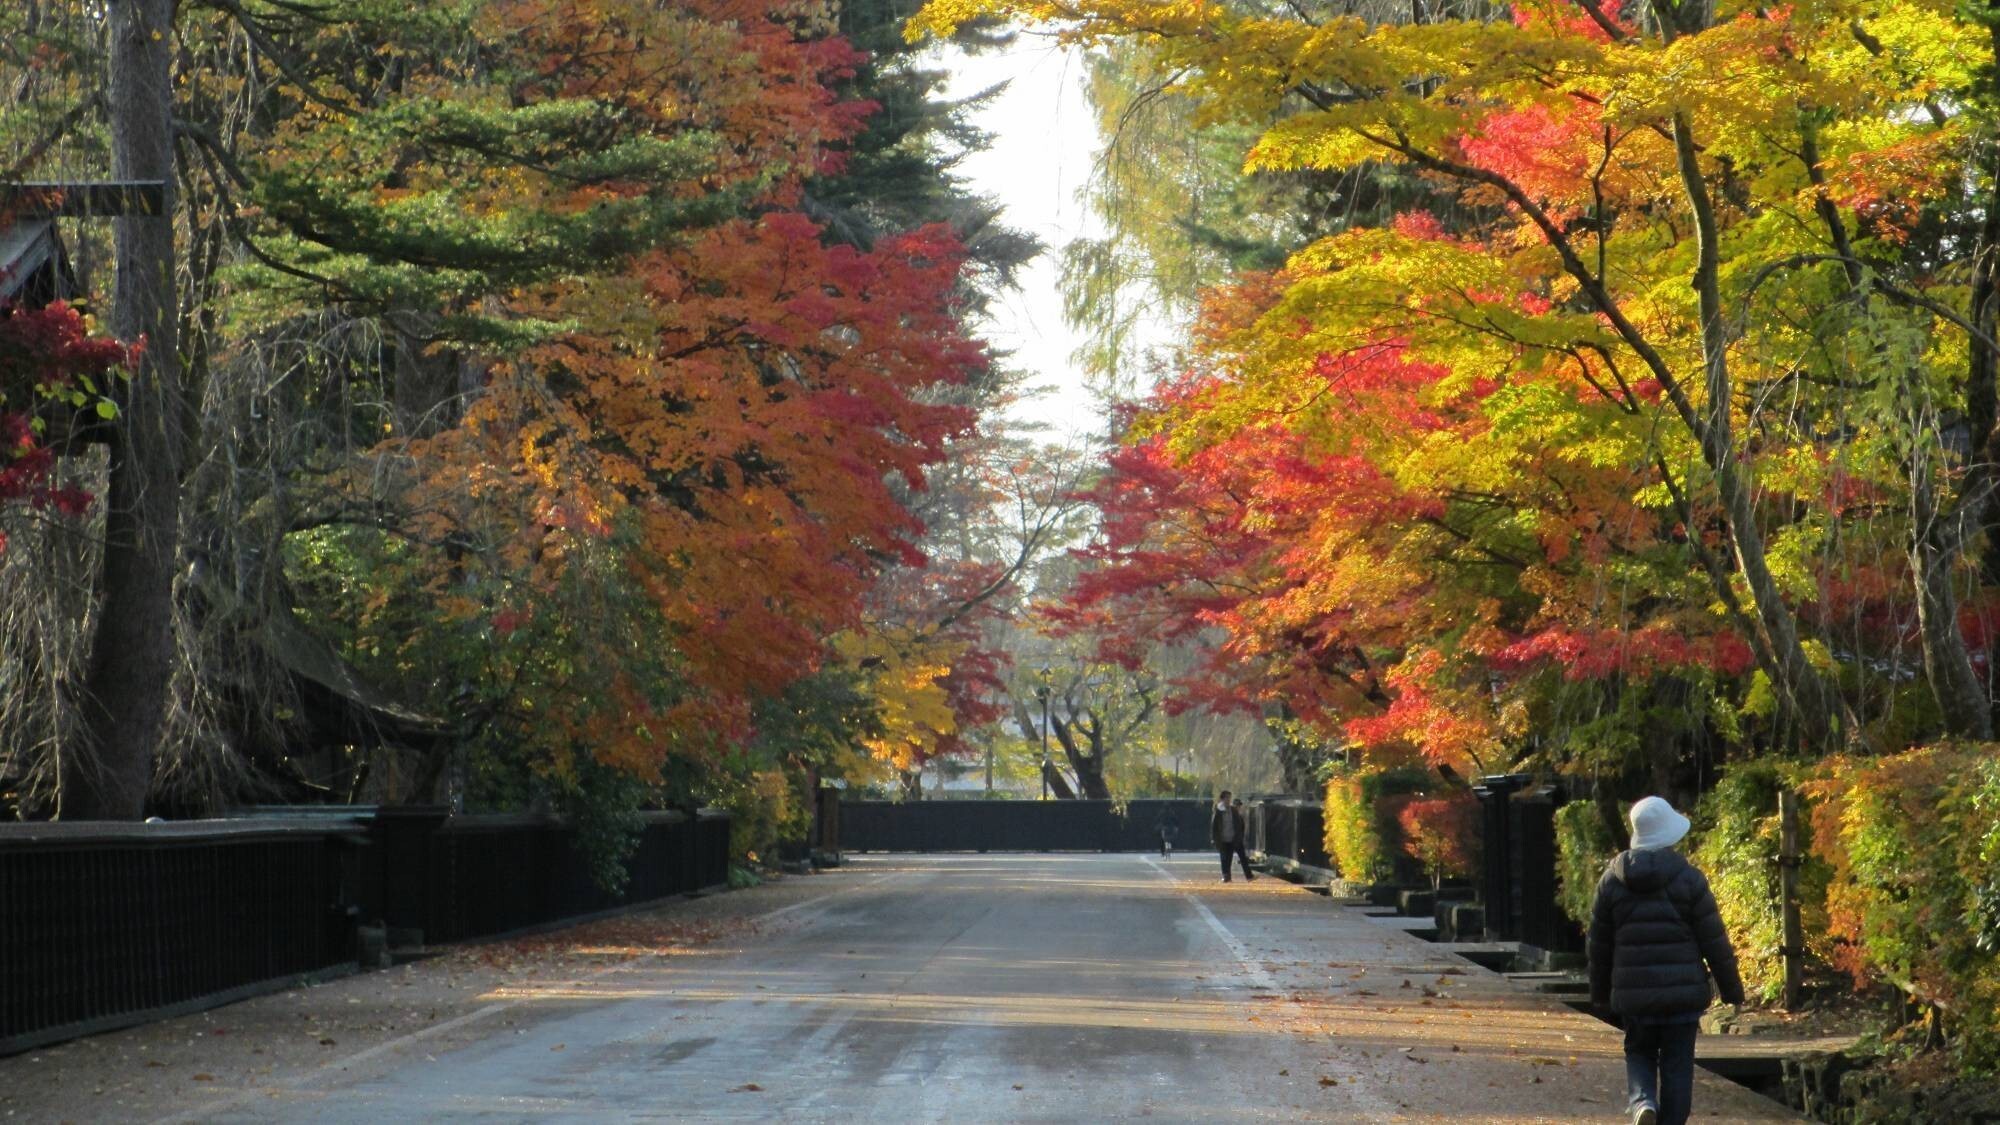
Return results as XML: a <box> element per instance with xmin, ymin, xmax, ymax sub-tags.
<box><xmin>1209</xmin><ymin>806</ymin><xmax>1244</xmax><ymax>848</ymax></box>
<box><xmin>1587</xmin><ymin>847</ymin><xmax>1744</xmax><ymax>1019</ymax></box>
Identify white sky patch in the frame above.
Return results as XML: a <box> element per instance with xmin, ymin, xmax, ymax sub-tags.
<box><xmin>934</xmin><ymin>35</ymin><xmax>1107</xmax><ymax>440</ymax></box>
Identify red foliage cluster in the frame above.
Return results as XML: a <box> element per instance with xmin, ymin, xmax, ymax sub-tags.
<box><xmin>0</xmin><ymin>301</ymin><xmax>133</xmax><ymax>550</ymax></box>
<box><xmin>1492</xmin><ymin>624</ymin><xmax>1758</xmax><ymax>680</ymax></box>
<box><xmin>1393</xmin><ymin>792</ymin><xmax>1481</xmax><ymax>887</ymax></box>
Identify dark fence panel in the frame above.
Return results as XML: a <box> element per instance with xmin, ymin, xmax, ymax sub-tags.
<box><xmin>840</xmin><ymin>799</ymin><xmax>1209</xmax><ymax>853</ymax></box>
<box><xmin>366</xmin><ymin>809</ymin><xmax>731</xmax><ymax>945</ymax></box>
<box><xmin>2</xmin><ymin>808</ymin><xmax>732</xmax><ymax>1056</ymax></box>
<box><xmin>1253</xmin><ymin>799</ymin><xmax>1332</xmax><ymax>874</ymax></box>
<box><xmin>1</xmin><ymin>822</ymin><xmax>355</xmax><ymax>1054</ymax></box>
<box><xmin>1512</xmin><ymin>793</ymin><xmax>1578</xmax><ymax>952</ymax></box>
<box><xmin>1470</xmin><ymin>777</ymin><xmax>1581</xmax><ymax>952</ymax></box>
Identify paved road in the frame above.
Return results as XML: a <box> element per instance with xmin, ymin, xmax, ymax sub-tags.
<box><xmin>187</xmin><ymin>854</ymin><xmax>1794</xmax><ymax>1123</ymax></box>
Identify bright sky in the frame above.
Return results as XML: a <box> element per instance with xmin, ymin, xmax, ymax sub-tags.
<box><xmin>936</xmin><ymin>36</ymin><xmax>1109</xmax><ymax>441</ymax></box>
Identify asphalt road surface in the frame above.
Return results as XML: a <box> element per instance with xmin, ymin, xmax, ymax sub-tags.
<box><xmin>180</xmin><ymin>854</ymin><xmax>1796</xmax><ymax>1123</ymax></box>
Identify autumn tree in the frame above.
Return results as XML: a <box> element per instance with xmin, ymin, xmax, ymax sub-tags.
<box><xmin>2</xmin><ymin>0</ymin><xmax>1017</xmax><ymax>833</ymax></box>
<box><xmin>916</xmin><ymin>0</ymin><xmax>2000</xmax><ymax>770</ymax></box>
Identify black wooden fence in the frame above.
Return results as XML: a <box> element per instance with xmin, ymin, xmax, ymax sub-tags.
<box><xmin>1471</xmin><ymin>777</ymin><xmax>1576</xmax><ymax>952</ymax></box>
<box><xmin>1242</xmin><ymin>783</ymin><xmax>1576</xmax><ymax>951</ymax></box>
<box><xmin>1251</xmin><ymin>798</ymin><xmax>1333</xmax><ymax>874</ymax></box>
<box><xmin>353</xmin><ymin>808</ymin><xmax>731</xmax><ymax>944</ymax></box>
<box><xmin>1</xmin><ymin>820</ymin><xmax>356</xmax><ymax>1055</ymax></box>
<box><xmin>1</xmin><ymin>808</ymin><xmax>730</xmax><ymax>1055</ymax></box>
<box><xmin>840</xmin><ymin>799</ymin><xmax>1210</xmax><ymax>852</ymax></box>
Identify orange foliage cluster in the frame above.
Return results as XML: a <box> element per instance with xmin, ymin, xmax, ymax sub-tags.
<box><xmin>380</xmin><ymin>0</ymin><xmax>987</xmax><ymax>774</ymax></box>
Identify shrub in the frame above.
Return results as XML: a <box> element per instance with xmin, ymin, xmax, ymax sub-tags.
<box><xmin>1803</xmin><ymin>746</ymin><xmax>2000</xmax><ymax>1069</ymax></box>
<box><xmin>1689</xmin><ymin>762</ymin><xmax>1832</xmax><ymax>1005</ymax></box>
<box><xmin>720</xmin><ymin>768</ymin><xmax>808</xmax><ymax>864</ymax></box>
<box><xmin>1554</xmin><ymin>800</ymin><xmax>1619</xmax><ymax>927</ymax></box>
<box><xmin>1322</xmin><ymin>765</ymin><xmax>1432</xmax><ymax>883</ymax></box>
<box><xmin>1396</xmin><ymin>793</ymin><xmax>1480</xmax><ymax>889</ymax></box>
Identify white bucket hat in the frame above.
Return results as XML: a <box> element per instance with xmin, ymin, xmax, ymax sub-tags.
<box><xmin>1629</xmin><ymin>796</ymin><xmax>1691</xmax><ymax>850</ymax></box>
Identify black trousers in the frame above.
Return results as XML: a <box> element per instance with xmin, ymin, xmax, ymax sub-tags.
<box><xmin>1217</xmin><ymin>843</ymin><xmax>1252</xmax><ymax>879</ymax></box>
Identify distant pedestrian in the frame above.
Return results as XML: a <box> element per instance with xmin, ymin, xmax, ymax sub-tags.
<box><xmin>1155</xmin><ymin>809</ymin><xmax>1179</xmax><ymax>857</ymax></box>
<box><xmin>1229</xmin><ymin>798</ymin><xmax>1255</xmax><ymax>881</ymax></box>
<box><xmin>1587</xmin><ymin>797</ymin><xmax>1744</xmax><ymax>1125</ymax></box>
<box><xmin>1210</xmin><ymin>791</ymin><xmax>1250</xmax><ymax>882</ymax></box>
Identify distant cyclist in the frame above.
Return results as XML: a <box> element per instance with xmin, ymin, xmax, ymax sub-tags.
<box><xmin>1154</xmin><ymin>808</ymin><xmax>1178</xmax><ymax>857</ymax></box>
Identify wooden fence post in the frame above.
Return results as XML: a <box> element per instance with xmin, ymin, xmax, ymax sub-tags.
<box><xmin>1779</xmin><ymin>789</ymin><xmax>1804</xmax><ymax>1011</ymax></box>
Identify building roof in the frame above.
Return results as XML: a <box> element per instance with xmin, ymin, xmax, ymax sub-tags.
<box><xmin>0</xmin><ymin>215</ymin><xmax>62</xmax><ymax>298</ymax></box>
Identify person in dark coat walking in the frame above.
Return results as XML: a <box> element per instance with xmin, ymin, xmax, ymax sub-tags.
<box><xmin>1209</xmin><ymin>791</ymin><xmax>1253</xmax><ymax>882</ymax></box>
<box><xmin>1588</xmin><ymin>797</ymin><xmax>1744</xmax><ymax>1125</ymax></box>
<box><xmin>1229</xmin><ymin>798</ymin><xmax>1255</xmax><ymax>880</ymax></box>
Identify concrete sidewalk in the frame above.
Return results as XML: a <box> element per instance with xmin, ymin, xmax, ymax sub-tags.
<box><xmin>0</xmin><ymin>854</ymin><xmax>1796</xmax><ymax>1122</ymax></box>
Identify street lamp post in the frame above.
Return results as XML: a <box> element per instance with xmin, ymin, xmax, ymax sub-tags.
<box><xmin>1036</xmin><ymin>665</ymin><xmax>1054</xmax><ymax>800</ymax></box>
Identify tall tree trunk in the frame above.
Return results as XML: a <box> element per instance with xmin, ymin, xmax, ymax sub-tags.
<box><xmin>1071</xmin><ymin>757</ymin><xmax>1111</xmax><ymax>800</ymax></box>
<box><xmin>1057</xmin><ymin>711</ymin><xmax>1117</xmax><ymax>799</ymax></box>
<box><xmin>1670</xmin><ymin>111</ymin><xmax>1849</xmax><ymax>753</ymax></box>
<box><xmin>62</xmin><ymin>0</ymin><xmax>184</xmax><ymax>819</ymax></box>
<box><xmin>1912</xmin><ymin>497</ymin><xmax>1992</xmax><ymax>738</ymax></box>
<box><xmin>1040</xmin><ymin>760</ymin><xmax>1076</xmax><ymax>800</ymax></box>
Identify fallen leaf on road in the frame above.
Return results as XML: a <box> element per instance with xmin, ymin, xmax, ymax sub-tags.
<box><xmin>1318</xmin><ymin>1076</ymin><xmax>1339</xmax><ymax>1087</ymax></box>
<box><xmin>1012</xmin><ymin>1084</ymin><xmax>1024</xmax><ymax>1090</ymax></box>
<box><xmin>551</xmin><ymin>1044</ymin><xmax>566</xmax><ymax>1052</ymax></box>
<box><xmin>144</xmin><ymin>1060</ymin><xmax>166</xmax><ymax>1068</ymax></box>
<box><xmin>192</xmin><ymin>1074</ymin><xmax>215</xmax><ymax>1082</ymax></box>
<box><xmin>317</xmin><ymin>1037</ymin><xmax>336</xmax><ymax>1047</ymax></box>
<box><xmin>730</xmin><ymin>1083</ymin><xmax>763</xmax><ymax>1093</ymax></box>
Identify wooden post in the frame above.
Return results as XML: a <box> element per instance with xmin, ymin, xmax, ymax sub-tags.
<box><xmin>1779</xmin><ymin>788</ymin><xmax>1804</xmax><ymax>1011</ymax></box>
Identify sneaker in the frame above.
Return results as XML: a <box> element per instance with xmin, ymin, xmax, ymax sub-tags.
<box><xmin>1222</xmin><ymin>877</ymin><xmax>1232</xmax><ymax>883</ymax></box>
<box><xmin>1245</xmin><ymin>874</ymin><xmax>1256</xmax><ymax>881</ymax></box>
<box><xmin>1632</xmin><ymin>1106</ymin><xmax>1657</xmax><ymax>1125</ymax></box>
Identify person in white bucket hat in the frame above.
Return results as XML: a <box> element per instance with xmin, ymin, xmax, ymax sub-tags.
<box><xmin>1586</xmin><ymin>797</ymin><xmax>1743</xmax><ymax>1125</ymax></box>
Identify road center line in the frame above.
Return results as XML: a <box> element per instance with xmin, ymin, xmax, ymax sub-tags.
<box><xmin>1141</xmin><ymin>855</ymin><xmax>1278</xmax><ymax>992</ymax></box>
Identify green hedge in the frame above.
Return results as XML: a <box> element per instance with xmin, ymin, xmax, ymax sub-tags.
<box><xmin>1689</xmin><ymin>763</ymin><xmax>1832</xmax><ymax>1004</ymax></box>
<box><xmin>1553</xmin><ymin>800</ymin><xmax>1619</xmax><ymax>928</ymax></box>
<box><xmin>1804</xmin><ymin>746</ymin><xmax>2000</xmax><ymax>1069</ymax></box>
<box><xmin>1321</xmin><ymin>765</ymin><xmax>1432</xmax><ymax>882</ymax></box>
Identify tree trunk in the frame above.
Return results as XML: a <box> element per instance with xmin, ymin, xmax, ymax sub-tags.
<box><xmin>1052</xmin><ymin>712</ymin><xmax>1113</xmax><ymax>799</ymax></box>
<box><xmin>62</xmin><ymin>0</ymin><xmax>184</xmax><ymax>819</ymax></box>
<box><xmin>1670</xmin><ymin>111</ymin><xmax>1848</xmax><ymax>753</ymax></box>
<box><xmin>1071</xmin><ymin>757</ymin><xmax>1111</xmax><ymax>800</ymax></box>
<box><xmin>1040</xmin><ymin>760</ymin><xmax>1076</xmax><ymax>800</ymax></box>
<box><xmin>1912</xmin><ymin>472</ymin><xmax>1993</xmax><ymax>739</ymax></box>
